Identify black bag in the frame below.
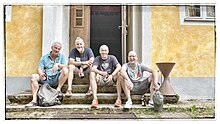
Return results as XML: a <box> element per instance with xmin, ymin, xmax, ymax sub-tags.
<box><xmin>37</xmin><ymin>83</ymin><xmax>63</xmax><ymax>107</ymax></box>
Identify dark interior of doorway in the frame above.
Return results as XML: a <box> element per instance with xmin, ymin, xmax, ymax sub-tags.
<box><xmin>90</xmin><ymin>5</ymin><xmax>122</xmax><ymax>64</ymax></box>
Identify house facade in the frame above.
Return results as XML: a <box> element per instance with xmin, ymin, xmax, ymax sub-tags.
<box><xmin>5</xmin><ymin>4</ymin><xmax>216</xmax><ymax>99</ymax></box>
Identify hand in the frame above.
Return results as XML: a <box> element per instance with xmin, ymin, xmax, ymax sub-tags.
<box><xmin>100</xmin><ymin>71</ymin><xmax>108</xmax><ymax>77</ymax></box>
<box><xmin>52</xmin><ymin>63</ymin><xmax>59</xmax><ymax>72</ymax></box>
<box><xmin>126</xmin><ymin>80</ymin><xmax>133</xmax><ymax>90</ymax></box>
<box><xmin>105</xmin><ymin>75</ymin><xmax>113</xmax><ymax>83</ymax></box>
<box><xmin>85</xmin><ymin>60</ymin><xmax>93</xmax><ymax>66</ymax></box>
<box><xmin>154</xmin><ymin>83</ymin><xmax>160</xmax><ymax>91</ymax></box>
<box><xmin>40</xmin><ymin>72</ymin><xmax>46</xmax><ymax>80</ymax></box>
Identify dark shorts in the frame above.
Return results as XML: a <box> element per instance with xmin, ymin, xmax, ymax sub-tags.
<box><xmin>74</xmin><ymin>67</ymin><xmax>90</xmax><ymax>75</ymax></box>
<box><xmin>131</xmin><ymin>78</ymin><xmax>151</xmax><ymax>95</ymax></box>
<box><xmin>98</xmin><ymin>76</ymin><xmax>116</xmax><ymax>86</ymax></box>
<box><xmin>39</xmin><ymin>73</ymin><xmax>60</xmax><ymax>88</ymax></box>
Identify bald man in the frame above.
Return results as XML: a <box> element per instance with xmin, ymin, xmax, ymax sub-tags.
<box><xmin>90</xmin><ymin>45</ymin><xmax>121</xmax><ymax>108</ymax></box>
<box><xmin>115</xmin><ymin>51</ymin><xmax>160</xmax><ymax>109</ymax></box>
<box><xmin>66</xmin><ymin>37</ymin><xmax>94</xmax><ymax>95</ymax></box>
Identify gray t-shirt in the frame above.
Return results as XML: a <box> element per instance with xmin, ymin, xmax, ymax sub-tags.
<box><xmin>122</xmin><ymin>63</ymin><xmax>148</xmax><ymax>82</ymax></box>
<box><xmin>93</xmin><ymin>55</ymin><xmax>119</xmax><ymax>74</ymax></box>
<box><xmin>69</xmin><ymin>48</ymin><xmax>94</xmax><ymax>68</ymax></box>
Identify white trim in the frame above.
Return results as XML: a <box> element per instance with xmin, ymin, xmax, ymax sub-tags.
<box><xmin>42</xmin><ymin>5</ymin><xmax>70</xmax><ymax>57</ymax></box>
<box><xmin>179</xmin><ymin>6</ymin><xmax>215</xmax><ymax>26</ymax></box>
<box><xmin>141</xmin><ymin>6</ymin><xmax>152</xmax><ymax>66</ymax></box>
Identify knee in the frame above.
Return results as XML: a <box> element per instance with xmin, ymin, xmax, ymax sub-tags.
<box><xmin>62</xmin><ymin>67</ymin><xmax>69</xmax><ymax>76</ymax></box>
<box><xmin>90</xmin><ymin>72</ymin><xmax>96</xmax><ymax>81</ymax></box>
<box><xmin>68</xmin><ymin>64</ymin><xmax>76</xmax><ymax>72</ymax></box>
<box><xmin>30</xmin><ymin>74</ymin><xmax>39</xmax><ymax>82</ymax></box>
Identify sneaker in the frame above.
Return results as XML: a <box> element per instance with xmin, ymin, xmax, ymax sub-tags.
<box><xmin>25</xmin><ymin>101</ymin><xmax>37</xmax><ymax>108</ymax></box>
<box><xmin>147</xmin><ymin>100</ymin><xmax>154</xmax><ymax>107</ymax></box>
<box><xmin>91</xmin><ymin>98</ymin><xmax>98</xmax><ymax>108</ymax></box>
<box><xmin>124</xmin><ymin>99</ymin><xmax>132</xmax><ymax>109</ymax></box>
<box><xmin>114</xmin><ymin>99</ymin><xmax>122</xmax><ymax>107</ymax></box>
<box><xmin>79</xmin><ymin>72</ymin><xmax>85</xmax><ymax>78</ymax></box>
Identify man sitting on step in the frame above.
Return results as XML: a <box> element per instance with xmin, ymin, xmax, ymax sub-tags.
<box><xmin>25</xmin><ymin>41</ymin><xmax>68</xmax><ymax>107</ymax></box>
<box><xmin>66</xmin><ymin>37</ymin><xmax>94</xmax><ymax>95</ymax></box>
<box><xmin>90</xmin><ymin>45</ymin><xmax>121</xmax><ymax>108</ymax></box>
<box><xmin>115</xmin><ymin>51</ymin><xmax>160</xmax><ymax>109</ymax></box>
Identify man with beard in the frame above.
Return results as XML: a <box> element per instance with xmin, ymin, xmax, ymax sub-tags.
<box><xmin>66</xmin><ymin>37</ymin><xmax>94</xmax><ymax>95</ymax></box>
<box><xmin>25</xmin><ymin>41</ymin><xmax>68</xmax><ymax>107</ymax></box>
<box><xmin>114</xmin><ymin>51</ymin><xmax>160</xmax><ymax>109</ymax></box>
<box><xmin>90</xmin><ymin>45</ymin><xmax>121</xmax><ymax>108</ymax></box>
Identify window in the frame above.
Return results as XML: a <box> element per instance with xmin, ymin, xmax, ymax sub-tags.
<box><xmin>74</xmin><ymin>6</ymin><xmax>84</xmax><ymax>27</ymax></box>
<box><xmin>184</xmin><ymin>5</ymin><xmax>215</xmax><ymax>22</ymax></box>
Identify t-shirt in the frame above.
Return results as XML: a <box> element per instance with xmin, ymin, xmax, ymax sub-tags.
<box><xmin>69</xmin><ymin>48</ymin><xmax>94</xmax><ymax>67</ymax></box>
<box><xmin>38</xmin><ymin>52</ymin><xmax>67</xmax><ymax>78</ymax></box>
<box><xmin>93</xmin><ymin>55</ymin><xmax>119</xmax><ymax>74</ymax></box>
<box><xmin>122</xmin><ymin>63</ymin><xmax>148</xmax><ymax>82</ymax></box>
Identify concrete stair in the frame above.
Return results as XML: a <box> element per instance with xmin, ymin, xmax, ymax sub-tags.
<box><xmin>7</xmin><ymin>77</ymin><xmax>150</xmax><ymax>105</ymax></box>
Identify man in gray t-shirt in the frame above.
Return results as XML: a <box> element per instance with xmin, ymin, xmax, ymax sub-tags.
<box><xmin>66</xmin><ymin>37</ymin><xmax>94</xmax><ymax>95</ymax></box>
<box><xmin>115</xmin><ymin>51</ymin><xmax>160</xmax><ymax>109</ymax></box>
<box><xmin>90</xmin><ymin>45</ymin><xmax>121</xmax><ymax>108</ymax></box>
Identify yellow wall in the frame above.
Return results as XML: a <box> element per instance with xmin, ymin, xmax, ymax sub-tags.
<box><xmin>6</xmin><ymin>5</ymin><xmax>43</xmax><ymax>76</ymax></box>
<box><xmin>151</xmin><ymin>6</ymin><xmax>215</xmax><ymax>77</ymax></box>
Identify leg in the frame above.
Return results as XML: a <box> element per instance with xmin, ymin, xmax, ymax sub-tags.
<box><xmin>86</xmin><ymin>66</ymin><xmax>93</xmax><ymax>96</ymax></box>
<box><xmin>148</xmin><ymin>75</ymin><xmax>157</xmax><ymax>104</ymax></box>
<box><xmin>90</xmin><ymin>72</ymin><xmax>98</xmax><ymax>99</ymax></box>
<box><xmin>120</xmin><ymin>78</ymin><xmax>132</xmax><ymax>100</ymax></box>
<box><xmin>66</xmin><ymin>65</ymin><xmax>76</xmax><ymax>93</ymax></box>
<box><xmin>120</xmin><ymin>78</ymin><xmax>133</xmax><ymax>109</ymax></box>
<box><xmin>115</xmin><ymin>74</ymin><xmax>122</xmax><ymax>101</ymax></box>
<box><xmin>114</xmin><ymin>73</ymin><xmax>122</xmax><ymax>107</ymax></box>
<box><xmin>57</xmin><ymin>67</ymin><xmax>68</xmax><ymax>91</ymax></box>
<box><xmin>90</xmin><ymin>72</ymin><xmax>99</xmax><ymax>108</ymax></box>
<box><xmin>25</xmin><ymin>74</ymin><xmax>40</xmax><ymax>107</ymax></box>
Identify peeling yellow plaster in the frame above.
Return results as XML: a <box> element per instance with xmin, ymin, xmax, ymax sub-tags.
<box><xmin>151</xmin><ymin>6</ymin><xmax>215</xmax><ymax>77</ymax></box>
<box><xmin>6</xmin><ymin>5</ymin><xmax>43</xmax><ymax>76</ymax></box>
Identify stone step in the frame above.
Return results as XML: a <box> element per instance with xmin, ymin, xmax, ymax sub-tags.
<box><xmin>6</xmin><ymin>99</ymin><xmax>215</xmax><ymax>119</ymax></box>
<box><xmin>7</xmin><ymin>93</ymin><xmax>150</xmax><ymax>104</ymax></box>
<box><xmin>24</xmin><ymin>84</ymin><xmax>117</xmax><ymax>93</ymax></box>
<box><xmin>61</xmin><ymin>84</ymin><xmax>117</xmax><ymax>93</ymax></box>
<box><xmin>71</xmin><ymin>77</ymin><xmax>90</xmax><ymax>85</ymax></box>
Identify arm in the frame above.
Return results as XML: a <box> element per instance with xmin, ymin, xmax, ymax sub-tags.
<box><xmin>37</xmin><ymin>68</ymin><xmax>46</xmax><ymax>80</ymax></box>
<box><xmin>105</xmin><ymin>64</ymin><xmax>122</xmax><ymax>83</ymax></box>
<box><xmin>91</xmin><ymin>65</ymin><xmax>108</xmax><ymax>77</ymax></box>
<box><xmin>145</xmin><ymin>66</ymin><xmax>159</xmax><ymax>90</ymax></box>
<box><xmin>52</xmin><ymin>55</ymin><xmax>68</xmax><ymax>72</ymax></box>
<box><xmin>120</xmin><ymin>65</ymin><xmax>133</xmax><ymax>90</ymax></box>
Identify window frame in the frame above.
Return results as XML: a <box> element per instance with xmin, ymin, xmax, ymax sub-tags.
<box><xmin>179</xmin><ymin>5</ymin><xmax>215</xmax><ymax>25</ymax></box>
<box><xmin>74</xmin><ymin>5</ymin><xmax>84</xmax><ymax>27</ymax></box>
<box><xmin>184</xmin><ymin>5</ymin><xmax>215</xmax><ymax>22</ymax></box>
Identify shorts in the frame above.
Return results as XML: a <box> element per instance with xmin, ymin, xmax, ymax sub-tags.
<box><xmin>131</xmin><ymin>78</ymin><xmax>150</xmax><ymax>95</ymax></box>
<box><xmin>75</xmin><ymin>67</ymin><xmax>90</xmax><ymax>75</ymax></box>
<box><xmin>39</xmin><ymin>73</ymin><xmax>60</xmax><ymax>88</ymax></box>
<box><xmin>98</xmin><ymin>76</ymin><xmax>116</xmax><ymax>86</ymax></box>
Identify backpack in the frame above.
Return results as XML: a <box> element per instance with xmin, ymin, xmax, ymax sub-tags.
<box><xmin>37</xmin><ymin>83</ymin><xmax>63</xmax><ymax>107</ymax></box>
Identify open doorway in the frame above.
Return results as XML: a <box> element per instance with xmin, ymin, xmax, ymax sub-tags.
<box><xmin>90</xmin><ymin>6</ymin><xmax>122</xmax><ymax>64</ymax></box>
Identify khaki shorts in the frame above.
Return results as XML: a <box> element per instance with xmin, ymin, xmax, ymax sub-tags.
<box><xmin>98</xmin><ymin>76</ymin><xmax>116</xmax><ymax>86</ymax></box>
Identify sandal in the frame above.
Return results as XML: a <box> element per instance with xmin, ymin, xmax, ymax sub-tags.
<box><xmin>114</xmin><ymin>99</ymin><xmax>122</xmax><ymax>107</ymax></box>
<box><xmin>65</xmin><ymin>90</ymin><xmax>72</xmax><ymax>95</ymax></box>
<box><xmin>25</xmin><ymin>101</ymin><xmax>38</xmax><ymax>108</ymax></box>
<box><xmin>86</xmin><ymin>89</ymin><xmax>93</xmax><ymax>96</ymax></box>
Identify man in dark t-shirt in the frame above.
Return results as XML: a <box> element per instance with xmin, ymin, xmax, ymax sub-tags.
<box><xmin>66</xmin><ymin>37</ymin><xmax>94</xmax><ymax>95</ymax></box>
<box><xmin>90</xmin><ymin>45</ymin><xmax>121</xmax><ymax>108</ymax></box>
